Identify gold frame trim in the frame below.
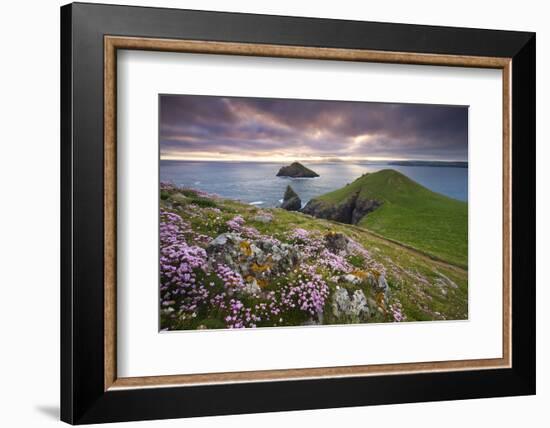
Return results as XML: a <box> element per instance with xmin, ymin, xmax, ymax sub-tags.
<box><xmin>104</xmin><ymin>36</ymin><xmax>512</xmax><ymax>391</ymax></box>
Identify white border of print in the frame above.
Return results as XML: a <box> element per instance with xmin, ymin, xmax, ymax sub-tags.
<box><xmin>116</xmin><ymin>50</ymin><xmax>502</xmax><ymax>378</ymax></box>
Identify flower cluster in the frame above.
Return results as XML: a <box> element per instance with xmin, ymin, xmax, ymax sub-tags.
<box><xmin>289</xmin><ymin>227</ymin><xmax>310</xmax><ymax>241</ymax></box>
<box><xmin>226</xmin><ymin>215</ymin><xmax>245</xmax><ymax>231</ymax></box>
<box><xmin>241</xmin><ymin>226</ymin><xmax>261</xmax><ymax>239</ymax></box>
<box><xmin>318</xmin><ymin>248</ymin><xmax>353</xmax><ymax>274</ymax></box>
<box><xmin>225</xmin><ymin>214</ymin><xmax>261</xmax><ymax>239</ymax></box>
<box><xmin>160</xmin><ymin>181</ymin><xmax>175</xmax><ymax>191</ymax></box>
<box><xmin>224</xmin><ymin>299</ymin><xmax>262</xmax><ymax>329</ymax></box>
<box><xmin>160</xmin><ymin>239</ymin><xmax>209</xmax><ymax>314</ymax></box>
<box><xmin>273</xmin><ymin>265</ymin><xmax>329</xmax><ymax>319</ymax></box>
<box><xmin>160</xmin><ymin>211</ymin><xmax>190</xmax><ymax>245</ymax></box>
<box><xmin>347</xmin><ymin>238</ymin><xmax>371</xmax><ymax>260</ymax></box>
<box><xmin>389</xmin><ymin>302</ymin><xmax>406</xmax><ymax>322</ymax></box>
<box><xmin>288</xmin><ymin>228</ymin><xmax>324</xmax><ymax>257</ymax></box>
<box><xmin>212</xmin><ymin>264</ymin><xmax>330</xmax><ymax>328</ymax></box>
<box><xmin>215</xmin><ymin>264</ymin><xmax>245</xmax><ymax>293</ymax></box>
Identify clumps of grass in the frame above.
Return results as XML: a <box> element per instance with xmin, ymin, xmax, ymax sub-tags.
<box><xmin>190</xmin><ymin>197</ymin><xmax>218</xmax><ymax>208</ymax></box>
<box><xmin>180</xmin><ymin>189</ymin><xmax>200</xmax><ymax>198</ymax></box>
<box><xmin>348</xmin><ymin>254</ymin><xmax>366</xmax><ymax>269</ymax></box>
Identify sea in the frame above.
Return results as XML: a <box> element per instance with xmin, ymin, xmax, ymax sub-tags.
<box><xmin>160</xmin><ymin>160</ymin><xmax>468</xmax><ymax>207</ymax></box>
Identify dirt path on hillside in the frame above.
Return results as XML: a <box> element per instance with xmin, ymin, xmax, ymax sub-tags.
<box><xmin>332</xmin><ymin>221</ymin><xmax>468</xmax><ymax>274</ymax></box>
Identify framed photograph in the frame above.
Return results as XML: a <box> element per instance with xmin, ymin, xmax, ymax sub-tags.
<box><xmin>61</xmin><ymin>2</ymin><xmax>536</xmax><ymax>424</ymax></box>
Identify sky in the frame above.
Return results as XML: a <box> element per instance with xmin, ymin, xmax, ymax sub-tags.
<box><xmin>159</xmin><ymin>94</ymin><xmax>468</xmax><ymax>162</ymax></box>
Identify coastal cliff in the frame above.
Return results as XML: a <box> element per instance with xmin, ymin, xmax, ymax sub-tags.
<box><xmin>302</xmin><ymin>191</ymin><xmax>381</xmax><ymax>225</ymax></box>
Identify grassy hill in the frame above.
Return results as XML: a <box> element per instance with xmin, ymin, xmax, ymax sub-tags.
<box><xmin>313</xmin><ymin>169</ymin><xmax>468</xmax><ymax>267</ymax></box>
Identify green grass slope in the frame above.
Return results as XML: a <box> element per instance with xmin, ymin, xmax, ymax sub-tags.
<box><xmin>315</xmin><ymin>169</ymin><xmax>468</xmax><ymax>267</ymax></box>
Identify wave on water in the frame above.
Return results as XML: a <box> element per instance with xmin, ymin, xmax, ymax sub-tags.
<box><xmin>249</xmin><ymin>201</ymin><xmax>264</xmax><ymax>205</ymax></box>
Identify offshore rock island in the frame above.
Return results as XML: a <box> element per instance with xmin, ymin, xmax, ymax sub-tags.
<box><xmin>276</xmin><ymin>162</ymin><xmax>319</xmax><ymax>178</ymax></box>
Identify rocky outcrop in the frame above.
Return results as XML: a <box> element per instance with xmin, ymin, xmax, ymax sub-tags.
<box><xmin>331</xmin><ymin>287</ymin><xmax>370</xmax><ymax>322</ymax></box>
<box><xmin>206</xmin><ymin>232</ymin><xmax>301</xmax><ymax>281</ymax></box>
<box><xmin>280</xmin><ymin>185</ymin><xmax>302</xmax><ymax>211</ymax></box>
<box><xmin>324</xmin><ymin>232</ymin><xmax>350</xmax><ymax>253</ymax></box>
<box><xmin>252</xmin><ymin>214</ymin><xmax>273</xmax><ymax>223</ymax></box>
<box><xmin>370</xmin><ymin>272</ymin><xmax>389</xmax><ymax>294</ymax></box>
<box><xmin>301</xmin><ymin>191</ymin><xmax>381</xmax><ymax>225</ymax></box>
<box><xmin>276</xmin><ymin>162</ymin><xmax>319</xmax><ymax>178</ymax></box>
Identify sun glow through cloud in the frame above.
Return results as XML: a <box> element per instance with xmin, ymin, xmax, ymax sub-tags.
<box><xmin>160</xmin><ymin>95</ymin><xmax>468</xmax><ymax>162</ymax></box>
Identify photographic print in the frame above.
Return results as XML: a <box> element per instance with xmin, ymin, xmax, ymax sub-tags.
<box><xmin>159</xmin><ymin>94</ymin><xmax>468</xmax><ymax>331</ymax></box>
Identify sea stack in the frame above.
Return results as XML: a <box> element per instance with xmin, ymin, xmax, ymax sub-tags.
<box><xmin>280</xmin><ymin>185</ymin><xmax>302</xmax><ymax>211</ymax></box>
<box><xmin>276</xmin><ymin>162</ymin><xmax>319</xmax><ymax>178</ymax></box>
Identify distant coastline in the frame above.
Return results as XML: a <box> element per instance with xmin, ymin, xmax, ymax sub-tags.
<box><xmin>388</xmin><ymin>160</ymin><xmax>468</xmax><ymax>168</ymax></box>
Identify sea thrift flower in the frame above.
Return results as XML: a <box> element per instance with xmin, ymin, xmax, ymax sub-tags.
<box><xmin>226</xmin><ymin>215</ymin><xmax>245</xmax><ymax>232</ymax></box>
<box><xmin>273</xmin><ymin>265</ymin><xmax>329</xmax><ymax>320</ymax></box>
<box><xmin>159</xmin><ymin>210</ymin><xmax>211</xmax><ymax>317</ymax></box>
<box><xmin>215</xmin><ymin>264</ymin><xmax>246</xmax><ymax>293</ymax></box>
<box><xmin>318</xmin><ymin>249</ymin><xmax>353</xmax><ymax>273</ymax></box>
<box><xmin>290</xmin><ymin>228</ymin><xmax>310</xmax><ymax>241</ymax></box>
<box><xmin>390</xmin><ymin>303</ymin><xmax>406</xmax><ymax>322</ymax></box>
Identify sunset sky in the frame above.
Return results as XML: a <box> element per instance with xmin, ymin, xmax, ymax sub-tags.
<box><xmin>159</xmin><ymin>94</ymin><xmax>468</xmax><ymax>162</ymax></box>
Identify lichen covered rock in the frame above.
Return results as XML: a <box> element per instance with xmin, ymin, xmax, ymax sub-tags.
<box><xmin>207</xmin><ymin>232</ymin><xmax>301</xmax><ymax>284</ymax></box>
<box><xmin>331</xmin><ymin>287</ymin><xmax>370</xmax><ymax>322</ymax></box>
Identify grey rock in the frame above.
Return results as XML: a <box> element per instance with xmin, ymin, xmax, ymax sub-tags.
<box><xmin>366</xmin><ymin>271</ymin><xmax>388</xmax><ymax>292</ymax></box>
<box><xmin>343</xmin><ymin>274</ymin><xmax>361</xmax><ymax>285</ymax></box>
<box><xmin>281</xmin><ymin>197</ymin><xmax>301</xmax><ymax>211</ymax></box>
<box><xmin>209</xmin><ymin>233</ymin><xmax>232</xmax><ymax>247</ymax></box>
<box><xmin>242</xmin><ymin>279</ymin><xmax>262</xmax><ymax>296</ymax></box>
<box><xmin>302</xmin><ymin>310</ymin><xmax>324</xmax><ymax>325</ymax></box>
<box><xmin>281</xmin><ymin>185</ymin><xmax>302</xmax><ymax>211</ymax></box>
<box><xmin>377</xmin><ymin>274</ymin><xmax>389</xmax><ymax>291</ymax></box>
<box><xmin>435</xmin><ymin>272</ymin><xmax>458</xmax><ymax>289</ymax></box>
<box><xmin>206</xmin><ymin>233</ymin><xmax>242</xmax><ymax>266</ymax></box>
<box><xmin>206</xmin><ymin>233</ymin><xmax>301</xmax><ymax>278</ymax></box>
<box><xmin>252</xmin><ymin>214</ymin><xmax>273</xmax><ymax>223</ymax></box>
<box><xmin>332</xmin><ymin>288</ymin><xmax>351</xmax><ymax>318</ymax></box>
<box><xmin>331</xmin><ymin>287</ymin><xmax>369</xmax><ymax>322</ymax></box>
<box><xmin>324</xmin><ymin>232</ymin><xmax>350</xmax><ymax>253</ymax></box>
<box><xmin>349</xmin><ymin>290</ymin><xmax>370</xmax><ymax>318</ymax></box>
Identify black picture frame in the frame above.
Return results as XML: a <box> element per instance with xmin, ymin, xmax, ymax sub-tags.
<box><xmin>61</xmin><ymin>2</ymin><xmax>535</xmax><ymax>424</ymax></box>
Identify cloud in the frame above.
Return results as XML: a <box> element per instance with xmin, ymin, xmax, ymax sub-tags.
<box><xmin>159</xmin><ymin>94</ymin><xmax>468</xmax><ymax>161</ymax></box>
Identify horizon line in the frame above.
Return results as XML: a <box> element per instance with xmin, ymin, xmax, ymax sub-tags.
<box><xmin>160</xmin><ymin>157</ymin><xmax>468</xmax><ymax>163</ymax></box>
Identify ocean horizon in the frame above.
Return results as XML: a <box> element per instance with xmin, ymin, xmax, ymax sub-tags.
<box><xmin>160</xmin><ymin>160</ymin><xmax>468</xmax><ymax>207</ymax></box>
